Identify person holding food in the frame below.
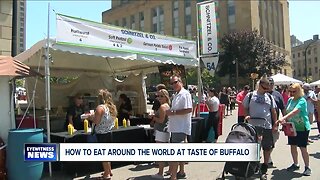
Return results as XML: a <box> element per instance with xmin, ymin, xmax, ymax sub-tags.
<box><xmin>65</xmin><ymin>93</ymin><xmax>85</xmax><ymax>130</ymax></box>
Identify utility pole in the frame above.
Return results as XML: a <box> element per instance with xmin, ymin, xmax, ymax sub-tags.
<box><xmin>235</xmin><ymin>58</ymin><xmax>239</xmax><ymax>90</ymax></box>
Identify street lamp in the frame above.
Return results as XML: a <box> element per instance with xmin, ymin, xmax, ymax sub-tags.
<box><xmin>232</xmin><ymin>58</ymin><xmax>239</xmax><ymax>89</ymax></box>
<box><xmin>250</xmin><ymin>73</ymin><xmax>259</xmax><ymax>90</ymax></box>
<box><xmin>232</xmin><ymin>58</ymin><xmax>239</xmax><ymax>90</ymax></box>
<box><xmin>304</xmin><ymin>41</ymin><xmax>316</xmax><ymax>82</ymax></box>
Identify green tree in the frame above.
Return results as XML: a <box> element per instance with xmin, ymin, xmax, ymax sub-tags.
<box><xmin>186</xmin><ymin>68</ymin><xmax>220</xmax><ymax>88</ymax></box>
<box><xmin>15</xmin><ymin>79</ymin><xmax>24</xmax><ymax>87</ymax></box>
<box><xmin>217</xmin><ymin>30</ymin><xmax>287</xmax><ymax>78</ymax></box>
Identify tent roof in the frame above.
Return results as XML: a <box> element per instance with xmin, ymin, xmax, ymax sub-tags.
<box><xmin>15</xmin><ymin>38</ymin><xmax>198</xmax><ymax>77</ymax></box>
<box><xmin>270</xmin><ymin>73</ymin><xmax>302</xmax><ymax>85</ymax></box>
<box><xmin>310</xmin><ymin>80</ymin><xmax>320</xmax><ymax>86</ymax></box>
<box><xmin>0</xmin><ymin>56</ymin><xmax>40</xmax><ymax>77</ymax></box>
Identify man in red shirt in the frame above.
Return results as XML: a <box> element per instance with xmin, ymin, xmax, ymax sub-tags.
<box><xmin>236</xmin><ymin>85</ymin><xmax>250</xmax><ymax>123</ymax></box>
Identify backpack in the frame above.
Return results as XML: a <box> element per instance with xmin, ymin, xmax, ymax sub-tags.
<box><xmin>247</xmin><ymin>92</ymin><xmax>275</xmax><ymax>125</ymax></box>
<box><xmin>248</xmin><ymin>92</ymin><xmax>273</xmax><ymax>108</ymax></box>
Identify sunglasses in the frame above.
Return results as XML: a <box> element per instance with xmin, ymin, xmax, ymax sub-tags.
<box><xmin>170</xmin><ymin>81</ymin><xmax>179</xmax><ymax>85</ymax></box>
<box><xmin>260</xmin><ymin>84</ymin><xmax>269</xmax><ymax>90</ymax></box>
<box><xmin>289</xmin><ymin>90</ymin><xmax>296</xmax><ymax>93</ymax></box>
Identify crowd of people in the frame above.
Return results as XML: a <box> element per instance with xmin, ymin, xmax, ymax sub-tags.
<box><xmin>184</xmin><ymin>74</ymin><xmax>318</xmax><ymax>179</ymax></box>
<box><xmin>62</xmin><ymin>73</ymin><xmax>320</xmax><ymax>179</ymax></box>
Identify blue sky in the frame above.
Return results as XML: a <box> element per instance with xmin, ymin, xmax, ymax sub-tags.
<box><xmin>26</xmin><ymin>1</ymin><xmax>320</xmax><ymax>49</ymax></box>
<box><xmin>26</xmin><ymin>1</ymin><xmax>111</xmax><ymax>48</ymax></box>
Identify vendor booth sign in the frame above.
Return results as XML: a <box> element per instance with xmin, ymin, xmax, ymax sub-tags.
<box><xmin>197</xmin><ymin>1</ymin><xmax>218</xmax><ymax>56</ymax></box>
<box><xmin>57</xmin><ymin>14</ymin><xmax>196</xmax><ymax>59</ymax></box>
<box><xmin>197</xmin><ymin>1</ymin><xmax>219</xmax><ymax>76</ymax></box>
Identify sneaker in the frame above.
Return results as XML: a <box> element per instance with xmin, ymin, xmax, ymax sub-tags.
<box><xmin>163</xmin><ymin>171</ymin><xmax>170</xmax><ymax>176</ymax></box>
<box><xmin>302</xmin><ymin>167</ymin><xmax>311</xmax><ymax>176</ymax></box>
<box><xmin>260</xmin><ymin>173</ymin><xmax>267</xmax><ymax>180</ymax></box>
<box><xmin>151</xmin><ymin>174</ymin><xmax>164</xmax><ymax>179</ymax></box>
<box><xmin>287</xmin><ymin>164</ymin><xmax>300</xmax><ymax>171</ymax></box>
<box><xmin>176</xmin><ymin>172</ymin><xmax>186</xmax><ymax>179</ymax></box>
<box><xmin>268</xmin><ymin>161</ymin><xmax>274</xmax><ymax>168</ymax></box>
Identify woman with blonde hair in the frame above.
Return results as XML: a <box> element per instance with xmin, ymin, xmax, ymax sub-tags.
<box><xmin>277</xmin><ymin>83</ymin><xmax>311</xmax><ymax>176</ymax></box>
<box><xmin>149</xmin><ymin>89</ymin><xmax>171</xmax><ymax>179</ymax></box>
<box><xmin>89</xmin><ymin>89</ymin><xmax>117</xmax><ymax>180</ymax></box>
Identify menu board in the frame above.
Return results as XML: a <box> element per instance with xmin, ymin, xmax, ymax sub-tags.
<box><xmin>158</xmin><ymin>65</ymin><xmax>186</xmax><ymax>87</ymax></box>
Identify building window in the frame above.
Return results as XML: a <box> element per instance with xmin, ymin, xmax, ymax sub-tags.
<box><xmin>122</xmin><ymin>18</ymin><xmax>127</xmax><ymax>28</ymax></box>
<box><xmin>308</xmin><ymin>58</ymin><xmax>311</xmax><ymax>64</ymax></box>
<box><xmin>115</xmin><ymin>20</ymin><xmax>119</xmax><ymax>26</ymax></box>
<box><xmin>298</xmin><ymin>52</ymin><xmax>300</xmax><ymax>57</ymax></box>
<box><xmin>185</xmin><ymin>0</ymin><xmax>192</xmax><ymax>39</ymax></box>
<box><xmin>152</xmin><ymin>8</ymin><xmax>157</xmax><ymax>33</ymax></box>
<box><xmin>159</xmin><ymin>6</ymin><xmax>164</xmax><ymax>34</ymax></box>
<box><xmin>292</xmin><ymin>54</ymin><xmax>295</xmax><ymax>58</ymax></box>
<box><xmin>314</xmin><ymin>48</ymin><xmax>317</xmax><ymax>54</ymax></box>
<box><xmin>139</xmin><ymin>12</ymin><xmax>144</xmax><ymax>31</ymax></box>
<box><xmin>315</xmin><ymin>67</ymin><xmax>318</xmax><ymax>74</ymax></box>
<box><xmin>185</xmin><ymin>0</ymin><xmax>191</xmax><ymax>8</ymax></box>
<box><xmin>309</xmin><ymin>67</ymin><xmax>312</xmax><ymax>75</ymax></box>
<box><xmin>308</xmin><ymin>49</ymin><xmax>311</xmax><ymax>55</ymax></box>
<box><xmin>172</xmin><ymin>0</ymin><xmax>179</xmax><ymax>36</ymax></box>
<box><xmin>120</xmin><ymin>0</ymin><xmax>128</xmax><ymax>5</ymax></box>
<box><xmin>315</xmin><ymin>57</ymin><xmax>318</xmax><ymax>63</ymax></box>
<box><xmin>152</xmin><ymin>6</ymin><xmax>164</xmax><ymax>34</ymax></box>
<box><xmin>227</xmin><ymin>0</ymin><xmax>235</xmax><ymax>31</ymax></box>
<box><xmin>130</xmin><ymin>15</ymin><xmax>135</xmax><ymax>29</ymax></box>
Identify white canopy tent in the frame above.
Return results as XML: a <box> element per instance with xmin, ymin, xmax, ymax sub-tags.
<box><xmin>14</xmin><ymin>12</ymin><xmax>199</xmax><ymax>176</ymax></box>
<box><xmin>15</xmin><ymin>37</ymin><xmax>198</xmax><ymax>114</ymax></box>
<box><xmin>270</xmin><ymin>73</ymin><xmax>302</xmax><ymax>85</ymax></box>
<box><xmin>310</xmin><ymin>80</ymin><xmax>320</xmax><ymax>86</ymax></box>
<box><xmin>15</xmin><ymin>38</ymin><xmax>197</xmax><ymax>77</ymax></box>
<box><xmin>14</xmin><ymin>13</ymin><xmax>198</xmax><ymax>135</ymax></box>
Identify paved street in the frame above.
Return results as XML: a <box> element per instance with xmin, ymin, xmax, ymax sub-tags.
<box><xmin>43</xmin><ymin>107</ymin><xmax>320</xmax><ymax>180</ymax></box>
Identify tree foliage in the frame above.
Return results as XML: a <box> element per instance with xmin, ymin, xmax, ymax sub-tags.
<box><xmin>15</xmin><ymin>79</ymin><xmax>24</xmax><ymax>87</ymax></box>
<box><xmin>185</xmin><ymin>68</ymin><xmax>220</xmax><ymax>88</ymax></box>
<box><xmin>217</xmin><ymin>30</ymin><xmax>287</xmax><ymax>77</ymax></box>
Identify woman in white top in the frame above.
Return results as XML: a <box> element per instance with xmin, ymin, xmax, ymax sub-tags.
<box><xmin>204</xmin><ymin>88</ymin><xmax>220</xmax><ymax>142</ymax></box>
<box><xmin>89</xmin><ymin>89</ymin><xmax>117</xmax><ymax>180</ymax></box>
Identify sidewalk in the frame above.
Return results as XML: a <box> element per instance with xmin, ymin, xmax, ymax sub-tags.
<box><xmin>43</xmin><ymin>108</ymin><xmax>320</xmax><ymax>180</ymax></box>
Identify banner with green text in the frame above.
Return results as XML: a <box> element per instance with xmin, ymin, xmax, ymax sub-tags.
<box><xmin>56</xmin><ymin>14</ymin><xmax>196</xmax><ymax>59</ymax></box>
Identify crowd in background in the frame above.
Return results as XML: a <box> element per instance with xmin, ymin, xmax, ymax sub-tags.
<box><xmin>62</xmin><ymin>74</ymin><xmax>320</xmax><ymax>179</ymax></box>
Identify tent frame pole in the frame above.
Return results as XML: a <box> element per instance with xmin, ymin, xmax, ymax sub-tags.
<box><xmin>45</xmin><ymin>3</ymin><xmax>52</xmax><ymax>177</ymax></box>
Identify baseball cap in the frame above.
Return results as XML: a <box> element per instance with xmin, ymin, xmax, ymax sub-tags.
<box><xmin>268</xmin><ymin>77</ymin><xmax>274</xmax><ymax>84</ymax></box>
<box><xmin>243</xmin><ymin>85</ymin><xmax>250</xmax><ymax>90</ymax></box>
<box><xmin>303</xmin><ymin>83</ymin><xmax>310</xmax><ymax>89</ymax></box>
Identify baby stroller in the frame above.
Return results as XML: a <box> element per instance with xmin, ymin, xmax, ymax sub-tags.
<box><xmin>218</xmin><ymin>117</ymin><xmax>270</xmax><ymax>180</ymax></box>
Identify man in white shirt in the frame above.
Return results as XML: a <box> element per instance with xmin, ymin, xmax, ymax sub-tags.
<box><xmin>166</xmin><ymin>75</ymin><xmax>192</xmax><ymax>180</ymax></box>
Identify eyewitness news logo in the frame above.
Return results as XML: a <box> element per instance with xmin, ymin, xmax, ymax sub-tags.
<box><xmin>24</xmin><ymin>143</ymin><xmax>58</xmax><ymax>161</ymax></box>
